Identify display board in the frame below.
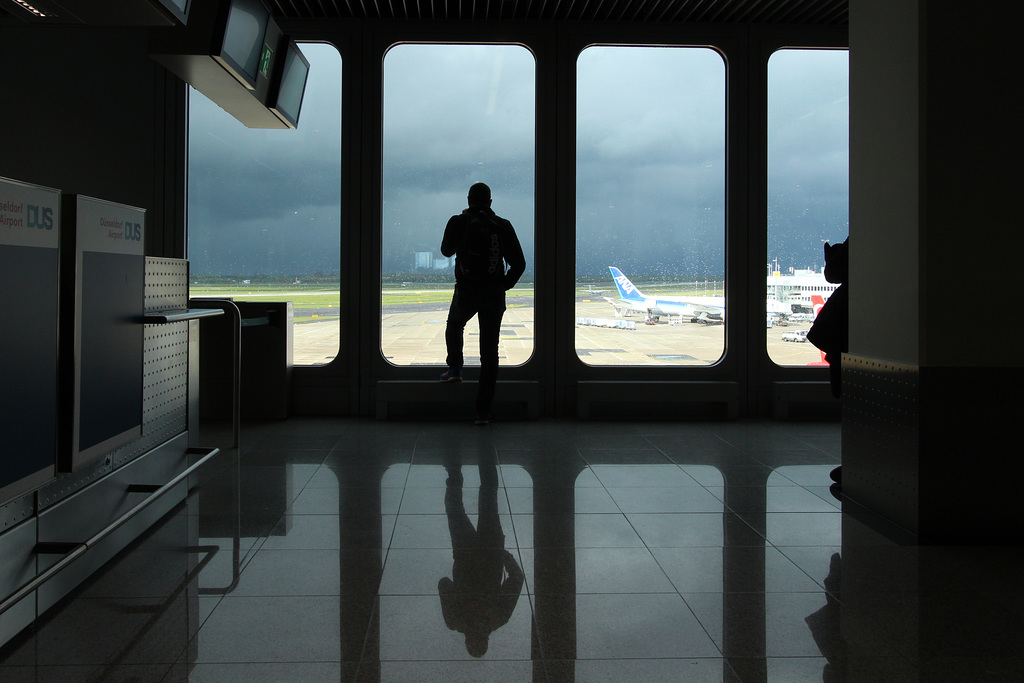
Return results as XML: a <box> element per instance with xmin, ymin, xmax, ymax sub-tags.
<box><xmin>60</xmin><ymin>196</ymin><xmax>146</xmax><ymax>471</ymax></box>
<box><xmin>267</xmin><ymin>38</ymin><xmax>309</xmax><ymax>129</ymax></box>
<box><xmin>150</xmin><ymin>0</ymin><xmax>296</xmax><ymax>129</ymax></box>
<box><xmin>0</xmin><ymin>177</ymin><xmax>61</xmax><ymax>504</ymax></box>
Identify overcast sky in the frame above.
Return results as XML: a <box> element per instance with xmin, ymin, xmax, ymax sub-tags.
<box><xmin>188</xmin><ymin>43</ymin><xmax>847</xmax><ymax>280</ymax></box>
<box><xmin>382</xmin><ymin>44</ymin><xmax>536</xmax><ymax>273</ymax></box>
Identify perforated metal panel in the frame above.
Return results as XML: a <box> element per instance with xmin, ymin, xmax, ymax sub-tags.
<box><xmin>135</xmin><ymin>258</ymin><xmax>190</xmax><ymax>466</ymax></box>
<box><xmin>34</xmin><ymin>259</ymin><xmax>192</xmax><ymax>509</ymax></box>
<box><xmin>842</xmin><ymin>354</ymin><xmax>920</xmax><ymax>531</ymax></box>
<box><xmin>144</xmin><ymin>257</ymin><xmax>189</xmax><ymax>312</ymax></box>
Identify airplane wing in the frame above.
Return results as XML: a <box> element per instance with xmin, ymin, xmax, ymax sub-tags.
<box><xmin>604</xmin><ymin>296</ymin><xmax>647</xmax><ymax>313</ymax></box>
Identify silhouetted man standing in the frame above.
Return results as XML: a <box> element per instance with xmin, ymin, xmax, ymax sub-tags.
<box><xmin>440</xmin><ymin>183</ymin><xmax>525</xmax><ymax>425</ymax></box>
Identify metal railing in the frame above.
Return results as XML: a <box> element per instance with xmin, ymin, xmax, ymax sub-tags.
<box><xmin>0</xmin><ymin>446</ymin><xmax>220</xmax><ymax>618</ymax></box>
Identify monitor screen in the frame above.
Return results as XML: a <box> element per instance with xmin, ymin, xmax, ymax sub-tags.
<box><xmin>271</xmin><ymin>41</ymin><xmax>310</xmax><ymax>128</ymax></box>
<box><xmin>155</xmin><ymin>0</ymin><xmax>190</xmax><ymax>23</ymax></box>
<box><xmin>219</xmin><ymin>0</ymin><xmax>270</xmax><ymax>89</ymax></box>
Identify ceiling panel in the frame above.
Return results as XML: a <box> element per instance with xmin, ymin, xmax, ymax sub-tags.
<box><xmin>265</xmin><ymin>0</ymin><xmax>848</xmax><ymax>23</ymax></box>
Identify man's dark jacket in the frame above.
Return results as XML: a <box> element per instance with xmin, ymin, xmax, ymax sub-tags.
<box><xmin>440</xmin><ymin>206</ymin><xmax>525</xmax><ymax>291</ymax></box>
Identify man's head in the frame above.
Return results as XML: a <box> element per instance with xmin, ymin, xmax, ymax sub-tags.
<box><xmin>467</xmin><ymin>182</ymin><xmax>491</xmax><ymax>208</ymax></box>
<box><xmin>465</xmin><ymin>630</ymin><xmax>489</xmax><ymax>658</ymax></box>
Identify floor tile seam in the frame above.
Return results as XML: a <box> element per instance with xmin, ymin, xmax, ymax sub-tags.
<box><xmin>515</xmin><ymin>510</ymin><xmax>739</xmax><ymax>516</ymax></box>
<box><xmin>784</xmin><ymin>429</ymin><xmax>840</xmax><ymax>451</ymax></box>
<box><xmin>284</xmin><ymin>474</ymin><xmax>344</xmax><ymax>517</ymax></box>
<box><xmin>183</xmin><ymin>661</ymin><xmax>361</xmax><ymax>676</ymax></box>
<box><xmin>227</xmin><ymin>591</ymin><xmax>348</xmax><ymax>598</ymax></box>
<box><xmin>241</xmin><ymin>446</ymin><xmax>335</xmax><ymax>454</ymax></box>
<box><xmin>603</xmin><ymin>484</ymin><xmax>719</xmax><ymax>491</ymax></box>
<box><xmin>666</xmin><ymin>588</ymin><xmax>727</xmax><ymax>659</ymax></box>
<box><xmin>531</xmin><ymin>589</ymin><xmax>683</xmax><ymax>597</ymax></box>
<box><xmin>194</xmin><ymin>656</ymin><xmax>350</xmax><ymax>664</ymax></box>
<box><xmin>373</xmin><ymin>656</ymin><xmax>539</xmax><ymax>663</ymax></box>
<box><xmin>758</xmin><ymin>545</ymin><xmax>834</xmax><ymax>593</ymax></box>
<box><xmin>218</xmin><ymin>524</ymin><xmax>276</xmax><ymax>577</ymax></box>
<box><xmin>512</xmin><ymin>592</ymin><xmax>548</xmax><ymax>663</ymax></box>
<box><xmin>280</xmin><ymin>510</ymin><xmax>353</xmax><ymax>516</ymax></box>
<box><xmin>605</xmin><ymin>516</ymin><xmax>705</xmax><ymax>605</ymax></box>
<box><xmin>349</xmin><ymin>614</ymin><xmax>376</xmax><ymax>683</ymax></box>
<box><xmin>516</xmin><ymin>544</ymin><xmax>743</xmax><ymax>549</ymax></box>
<box><xmin>586</xmin><ymin>466</ymin><xmax>705</xmax><ymax>489</ymax></box>
<box><xmin>500</xmin><ymin>485</ymin><xmax>529</xmax><ymax>554</ymax></box>
<box><xmin>541</xmin><ymin>655</ymin><xmax>729</xmax><ymax>661</ymax></box>
<box><xmin>195</xmin><ymin>593</ymin><xmax>227</xmax><ymax>638</ymax></box>
<box><xmin>526</xmin><ymin>588</ymin><xmax>838</xmax><ymax>596</ymax></box>
<box><xmin>392</xmin><ymin>508</ymin><xmax>515</xmax><ymax>516</ymax></box>
<box><xmin>638</xmin><ymin>446</ymin><xmax>745</xmax><ymax>473</ymax></box>
<box><xmin>800</xmin><ymin>606</ymin><xmax>923</xmax><ymax>666</ymax></box>
<box><xmin>751</xmin><ymin>462</ymin><xmax>839</xmax><ymax>488</ymax></box>
<box><xmin>675</xmin><ymin>589</ymin><xmax>755</xmax><ymax>647</ymax></box>
<box><xmin>377</xmin><ymin>464</ymin><xmax>414</xmax><ymax>562</ymax></box>
<box><xmin>731</xmin><ymin>508</ymin><xmax>842</xmax><ymax>518</ymax></box>
<box><xmin>379</xmin><ymin>590</ymin><xmax>531</xmax><ymax>597</ymax></box>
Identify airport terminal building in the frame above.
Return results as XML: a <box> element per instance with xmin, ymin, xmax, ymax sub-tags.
<box><xmin>1</xmin><ymin>0</ymin><xmax>1023</xmax><ymax>680</ymax></box>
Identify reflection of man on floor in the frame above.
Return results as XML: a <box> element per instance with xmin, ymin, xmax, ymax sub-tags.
<box><xmin>438</xmin><ymin>462</ymin><xmax>524</xmax><ymax>657</ymax></box>
<box><xmin>804</xmin><ymin>552</ymin><xmax>847</xmax><ymax>681</ymax></box>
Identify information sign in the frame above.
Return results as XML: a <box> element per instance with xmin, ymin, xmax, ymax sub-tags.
<box><xmin>60</xmin><ymin>196</ymin><xmax>146</xmax><ymax>471</ymax></box>
<box><xmin>0</xmin><ymin>176</ymin><xmax>60</xmax><ymax>504</ymax></box>
<box><xmin>259</xmin><ymin>43</ymin><xmax>274</xmax><ymax>79</ymax></box>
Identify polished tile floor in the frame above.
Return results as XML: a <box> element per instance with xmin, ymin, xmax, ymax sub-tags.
<box><xmin>2</xmin><ymin>418</ymin><xmax>1023</xmax><ymax>681</ymax></box>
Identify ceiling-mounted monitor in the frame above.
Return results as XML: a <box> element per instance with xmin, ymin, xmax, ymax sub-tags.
<box><xmin>213</xmin><ymin>0</ymin><xmax>271</xmax><ymax>91</ymax></box>
<box><xmin>266</xmin><ymin>39</ymin><xmax>310</xmax><ymax>129</ymax></box>
<box><xmin>151</xmin><ymin>0</ymin><xmax>291</xmax><ymax>128</ymax></box>
<box><xmin>156</xmin><ymin>0</ymin><xmax>190</xmax><ymax>24</ymax></box>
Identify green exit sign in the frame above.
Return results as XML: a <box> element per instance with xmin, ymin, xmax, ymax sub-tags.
<box><xmin>259</xmin><ymin>44</ymin><xmax>274</xmax><ymax>79</ymax></box>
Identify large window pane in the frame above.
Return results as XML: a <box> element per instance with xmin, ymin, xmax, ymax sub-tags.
<box><xmin>766</xmin><ymin>49</ymin><xmax>849</xmax><ymax>367</ymax></box>
<box><xmin>381</xmin><ymin>44</ymin><xmax>535</xmax><ymax>367</ymax></box>
<box><xmin>188</xmin><ymin>43</ymin><xmax>342</xmax><ymax>366</ymax></box>
<box><xmin>576</xmin><ymin>46</ymin><xmax>726</xmax><ymax>366</ymax></box>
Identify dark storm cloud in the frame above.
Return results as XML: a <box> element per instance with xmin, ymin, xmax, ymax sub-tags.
<box><xmin>382</xmin><ymin>44</ymin><xmax>536</xmax><ymax>168</ymax></box>
<box><xmin>381</xmin><ymin>44</ymin><xmax>537</xmax><ymax>274</ymax></box>
<box><xmin>188</xmin><ymin>43</ymin><xmax>848</xmax><ymax>280</ymax></box>
<box><xmin>767</xmin><ymin>49</ymin><xmax>850</xmax><ymax>271</ymax></box>
<box><xmin>574</xmin><ymin>46</ymin><xmax>727</xmax><ymax>278</ymax></box>
<box><xmin>189</xmin><ymin>105</ymin><xmax>341</xmax><ymax>223</ymax></box>
<box><xmin>188</xmin><ymin>43</ymin><xmax>342</xmax><ymax>276</ymax></box>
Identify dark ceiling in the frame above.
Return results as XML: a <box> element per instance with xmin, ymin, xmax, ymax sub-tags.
<box><xmin>1</xmin><ymin>0</ymin><xmax>848</xmax><ymax>25</ymax></box>
<box><xmin>265</xmin><ymin>0</ymin><xmax>848</xmax><ymax>23</ymax></box>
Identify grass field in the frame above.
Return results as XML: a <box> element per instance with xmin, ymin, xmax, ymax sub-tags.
<box><xmin>190</xmin><ymin>284</ymin><xmax>535</xmax><ymax>322</ymax></box>
<box><xmin>189</xmin><ymin>282</ymin><xmax>819</xmax><ymax>367</ymax></box>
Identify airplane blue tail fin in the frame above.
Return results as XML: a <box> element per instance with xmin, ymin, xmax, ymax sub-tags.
<box><xmin>609</xmin><ymin>266</ymin><xmax>644</xmax><ymax>301</ymax></box>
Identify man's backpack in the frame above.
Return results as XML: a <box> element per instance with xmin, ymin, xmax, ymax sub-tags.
<box><xmin>456</xmin><ymin>211</ymin><xmax>503</xmax><ymax>283</ymax></box>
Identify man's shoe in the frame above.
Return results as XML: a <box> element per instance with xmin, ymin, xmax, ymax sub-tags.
<box><xmin>440</xmin><ymin>368</ymin><xmax>462</xmax><ymax>383</ymax></box>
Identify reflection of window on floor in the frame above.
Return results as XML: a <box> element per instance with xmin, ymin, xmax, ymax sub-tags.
<box><xmin>380</xmin><ymin>463</ymin><xmax>531</xmax><ymax>661</ymax></box>
<box><xmin>575</xmin><ymin>463</ymin><xmax>724</xmax><ymax>659</ymax></box>
<box><xmin>765</xmin><ymin>466</ymin><xmax>843</xmax><ymax>676</ymax></box>
<box><xmin>187</xmin><ymin>43</ymin><xmax>342</xmax><ymax>367</ymax></box>
<box><xmin>380</xmin><ymin>44</ymin><xmax>536</xmax><ymax>368</ymax></box>
<box><xmin>575</xmin><ymin>46</ymin><xmax>726</xmax><ymax>367</ymax></box>
<box><xmin>766</xmin><ymin>49</ymin><xmax>849</xmax><ymax>367</ymax></box>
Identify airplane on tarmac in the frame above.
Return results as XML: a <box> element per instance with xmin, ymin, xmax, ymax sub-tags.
<box><xmin>805</xmin><ymin>294</ymin><xmax>831</xmax><ymax>366</ymax></box>
<box><xmin>810</xmin><ymin>294</ymin><xmax>826</xmax><ymax>317</ymax></box>
<box><xmin>606</xmin><ymin>266</ymin><xmax>726</xmax><ymax>324</ymax></box>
